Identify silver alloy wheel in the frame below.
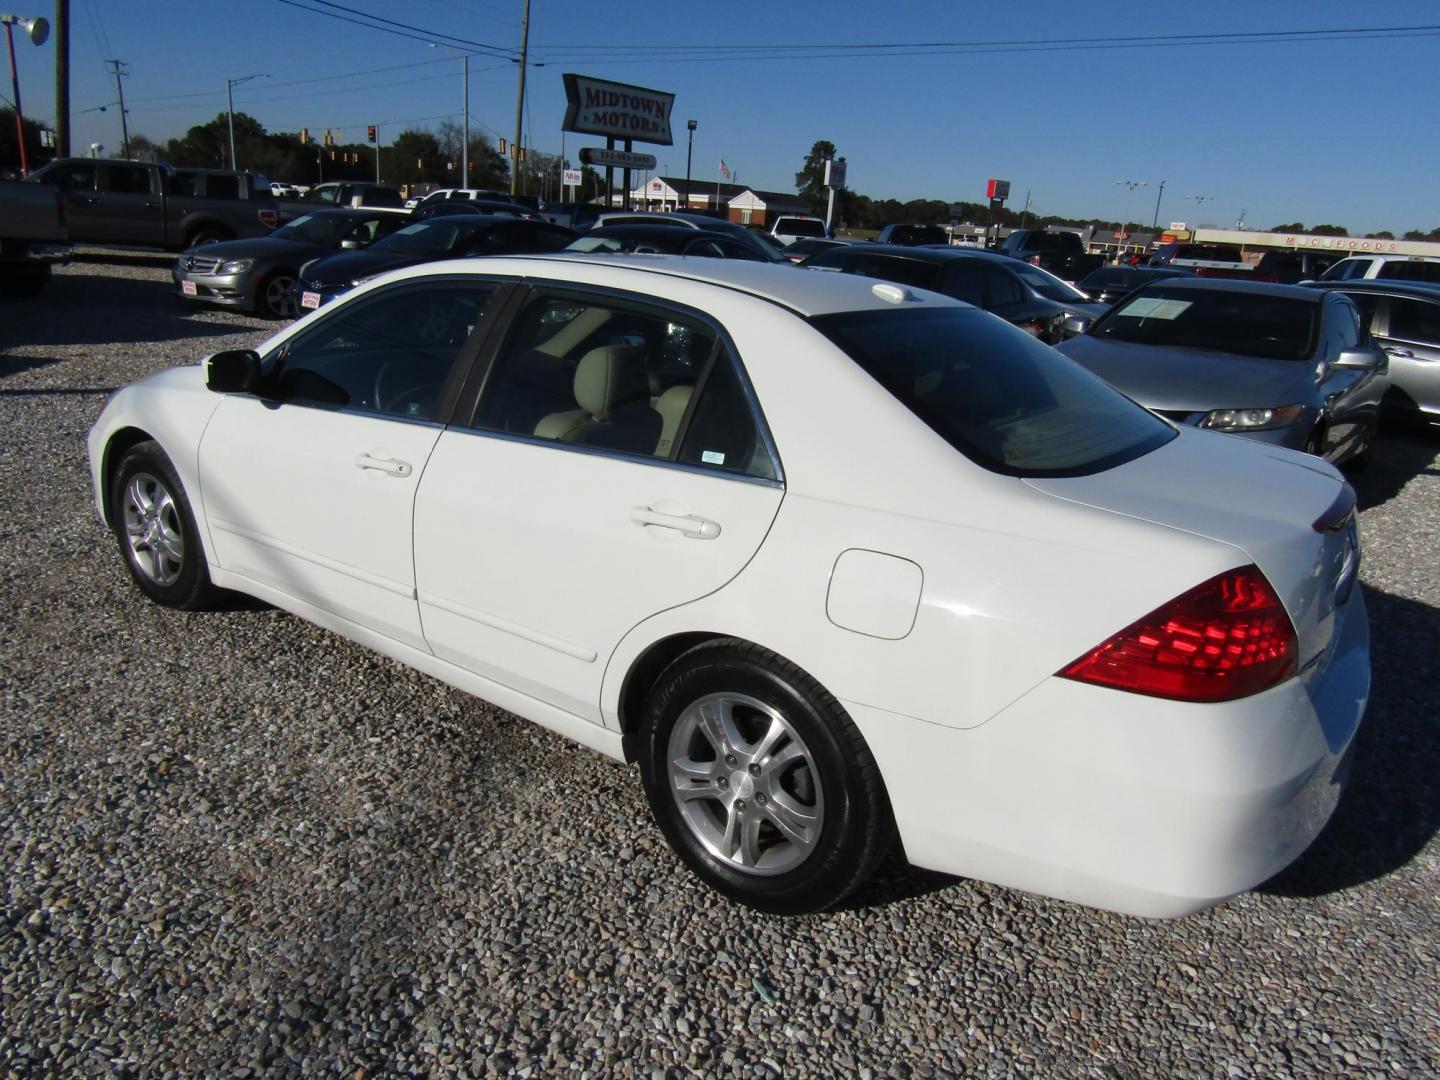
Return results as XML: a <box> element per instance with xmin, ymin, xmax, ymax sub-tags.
<box><xmin>264</xmin><ymin>274</ymin><xmax>297</xmax><ymax>318</ymax></box>
<box><xmin>667</xmin><ymin>691</ymin><xmax>825</xmax><ymax>876</ymax></box>
<box><xmin>121</xmin><ymin>471</ymin><xmax>185</xmax><ymax>586</ymax></box>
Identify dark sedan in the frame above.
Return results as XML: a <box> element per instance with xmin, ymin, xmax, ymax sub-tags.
<box><xmin>564</xmin><ymin>224</ymin><xmax>773</xmax><ymax>261</ymax></box>
<box><xmin>1305</xmin><ymin>278</ymin><xmax>1440</xmax><ymax>424</ymax></box>
<box><xmin>296</xmin><ymin>215</ymin><xmax>576</xmax><ymax>310</ymax></box>
<box><xmin>802</xmin><ymin>243</ymin><xmax>1108</xmax><ymax>343</ymax></box>
<box><xmin>1058</xmin><ymin>279</ymin><xmax>1388</xmax><ymax>463</ymax></box>
<box><xmin>172</xmin><ymin>209</ymin><xmax>406</xmax><ymax>318</ymax></box>
<box><xmin>1076</xmin><ymin>265</ymin><xmax>1190</xmax><ymax>306</ymax></box>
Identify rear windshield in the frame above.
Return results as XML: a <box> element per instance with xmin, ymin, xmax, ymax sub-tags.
<box><xmin>1173</xmin><ymin>245</ymin><xmax>1243</xmax><ymax>262</ymax></box>
<box><xmin>1090</xmin><ymin>286</ymin><xmax>1318</xmax><ymax>360</ymax></box>
<box><xmin>1377</xmin><ymin>260</ymin><xmax>1440</xmax><ymax>283</ymax></box>
<box><xmin>776</xmin><ymin>218</ymin><xmax>827</xmax><ymax>237</ymax></box>
<box><xmin>811</xmin><ymin>307</ymin><xmax>1174</xmax><ymax>477</ymax></box>
<box><xmin>885</xmin><ymin>225</ymin><xmax>948</xmax><ymax>246</ymax></box>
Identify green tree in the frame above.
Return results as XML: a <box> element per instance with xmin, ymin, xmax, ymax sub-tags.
<box><xmin>795</xmin><ymin>140</ymin><xmax>837</xmax><ymax>214</ymax></box>
<box><xmin>1365</xmin><ymin>230</ymin><xmax>1395</xmax><ymax>240</ymax></box>
<box><xmin>1310</xmin><ymin>224</ymin><xmax>1348</xmax><ymax>237</ymax></box>
<box><xmin>1270</xmin><ymin>222</ymin><xmax>1306</xmax><ymax>233</ymax></box>
<box><xmin>0</xmin><ymin>108</ymin><xmax>48</xmax><ymax>174</ymax></box>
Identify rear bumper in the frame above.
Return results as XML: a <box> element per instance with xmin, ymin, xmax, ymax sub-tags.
<box><xmin>851</xmin><ymin>587</ymin><xmax>1369</xmax><ymax>918</ymax></box>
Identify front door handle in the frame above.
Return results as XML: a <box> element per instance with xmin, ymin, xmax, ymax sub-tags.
<box><xmin>354</xmin><ymin>452</ymin><xmax>413</xmax><ymax>477</ymax></box>
<box><xmin>1384</xmin><ymin>347</ymin><xmax>1414</xmax><ymax>360</ymax></box>
<box><xmin>631</xmin><ymin>506</ymin><xmax>721</xmax><ymax>539</ymax></box>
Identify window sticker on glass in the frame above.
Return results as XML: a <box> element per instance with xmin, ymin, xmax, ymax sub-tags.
<box><xmin>1121</xmin><ymin>298</ymin><xmax>1192</xmax><ymax>320</ymax></box>
<box><xmin>701</xmin><ymin>449</ymin><xmax>726</xmax><ymax>465</ymax></box>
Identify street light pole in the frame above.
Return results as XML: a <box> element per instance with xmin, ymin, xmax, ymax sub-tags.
<box><xmin>1151</xmin><ymin>179</ymin><xmax>1166</xmax><ymax>230</ymax></box>
<box><xmin>685</xmin><ymin>119</ymin><xmax>696</xmax><ymax>210</ymax></box>
<box><xmin>1115</xmin><ymin>179</ymin><xmax>1146</xmax><ymax>263</ymax></box>
<box><xmin>510</xmin><ymin>0</ymin><xmax>530</xmax><ymax>197</ymax></box>
<box><xmin>430</xmin><ymin>44</ymin><xmax>470</xmax><ymax>184</ymax></box>
<box><xmin>2</xmin><ymin>12</ymin><xmax>49</xmax><ymax>176</ymax></box>
<box><xmin>225</xmin><ymin>72</ymin><xmax>267</xmax><ymax>170</ymax></box>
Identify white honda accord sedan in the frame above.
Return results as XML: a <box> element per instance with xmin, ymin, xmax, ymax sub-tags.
<box><xmin>88</xmin><ymin>256</ymin><xmax>1369</xmax><ymax>917</ymax></box>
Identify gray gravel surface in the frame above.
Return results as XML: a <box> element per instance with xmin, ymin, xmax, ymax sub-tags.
<box><xmin>2</xmin><ymin>250</ymin><xmax>1438</xmax><ymax>1077</ymax></box>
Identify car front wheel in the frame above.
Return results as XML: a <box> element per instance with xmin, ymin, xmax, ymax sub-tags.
<box><xmin>638</xmin><ymin>640</ymin><xmax>893</xmax><ymax>914</ymax></box>
<box><xmin>258</xmin><ymin>270</ymin><xmax>298</xmax><ymax>319</ymax></box>
<box><xmin>109</xmin><ymin>441</ymin><xmax>217</xmax><ymax>610</ymax></box>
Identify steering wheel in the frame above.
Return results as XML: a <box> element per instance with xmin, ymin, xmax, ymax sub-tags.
<box><xmin>373</xmin><ymin>362</ymin><xmax>434</xmax><ymax>419</ymax></box>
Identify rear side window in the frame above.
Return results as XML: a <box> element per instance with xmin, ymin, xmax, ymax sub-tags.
<box><xmin>1390</xmin><ymin>298</ymin><xmax>1440</xmax><ymax>343</ymax></box>
<box><xmin>106</xmin><ymin>165</ymin><xmax>151</xmax><ymax>195</ymax></box>
<box><xmin>812</xmin><ymin>307</ymin><xmax>1174</xmax><ymax>477</ymax></box>
<box><xmin>206</xmin><ymin>174</ymin><xmax>240</xmax><ymax>200</ymax></box>
<box><xmin>1378</xmin><ymin>261</ymin><xmax>1440</xmax><ymax>283</ymax></box>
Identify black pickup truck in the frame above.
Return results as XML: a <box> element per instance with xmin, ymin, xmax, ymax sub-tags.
<box><xmin>998</xmin><ymin>229</ymin><xmax>1105</xmax><ymax>283</ymax></box>
<box><xmin>24</xmin><ymin>159</ymin><xmax>277</xmax><ymax>251</ymax></box>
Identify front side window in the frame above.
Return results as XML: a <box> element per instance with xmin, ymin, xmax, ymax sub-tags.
<box><xmin>983</xmin><ymin>267</ymin><xmax>1023</xmax><ymax>306</ymax></box>
<box><xmin>36</xmin><ymin>162</ymin><xmax>95</xmax><ymax>192</ymax></box>
<box><xmin>1389</xmin><ymin>297</ymin><xmax>1440</xmax><ymax>343</ymax></box>
<box><xmin>1321</xmin><ymin>258</ymin><xmax>1372</xmax><ymax>281</ymax></box>
<box><xmin>470</xmin><ymin>291</ymin><xmax>775</xmax><ymax>477</ymax></box>
<box><xmin>812</xmin><ymin>307</ymin><xmax>1175</xmax><ymax>477</ymax></box>
<box><xmin>263</xmin><ymin>282</ymin><xmax>498</xmax><ymax>420</ymax></box>
<box><xmin>311</xmin><ymin>186</ymin><xmax>341</xmax><ymax>204</ymax></box>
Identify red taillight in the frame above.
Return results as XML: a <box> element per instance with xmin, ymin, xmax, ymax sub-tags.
<box><xmin>259</xmin><ymin>208</ymin><xmax>279</xmax><ymax>229</ymax></box>
<box><xmin>1029</xmin><ymin>254</ymin><xmax>1042</xmax><ymax>265</ymax></box>
<box><xmin>1059</xmin><ymin>566</ymin><xmax>1297</xmax><ymax>702</ymax></box>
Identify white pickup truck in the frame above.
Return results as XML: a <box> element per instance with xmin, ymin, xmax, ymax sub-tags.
<box><xmin>0</xmin><ymin>179</ymin><xmax>70</xmax><ymax>297</ymax></box>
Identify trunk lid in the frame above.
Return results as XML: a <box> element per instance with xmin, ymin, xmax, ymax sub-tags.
<box><xmin>1025</xmin><ymin>426</ymin><xmax>1358</xmax><ymax>681</ymax></box>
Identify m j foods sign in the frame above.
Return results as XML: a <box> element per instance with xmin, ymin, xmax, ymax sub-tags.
<box><xmin>563</xmin><ymin>74</ymin><xmax>675</xmax><ymax>146</ymax></box>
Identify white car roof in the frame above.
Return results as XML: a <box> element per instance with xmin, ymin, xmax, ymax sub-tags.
<box><xmin>372</xmin><ymin>253</ymin><xmax>963</xmax><ymax>319</ymax></box>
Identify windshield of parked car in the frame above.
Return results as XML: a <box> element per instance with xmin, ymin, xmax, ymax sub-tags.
<box><xmin>567</xmin><ymin>229</ymin><xmax>689</xmax><ymax>254</ymax></box>
<box><xmin>1090</xmin><ymin>286</ymin><xmax>1318</xmax><ymax>360</ymax></box>
<box><xmin>1011</xmin><ymin>261</ymin><xmax>1091</xmax><ymax>302</ymax></box>
<box><xmin>813</xmin><ymin>307</ymin><xmax>1174</xmax><ymax>476</ymax></box>
<box><xmin>272</xmin><ymin>213</ymin><xmax>352</xmax><ymax>245</ymax></box>
<box><xmin>1319</xmin><ymin>259</ymin><xmax>1372</xmax><ymax>281</ymax></box>
<box><xmin>371</xmin><ymin>219</ymin><xmax>487</xmax><ymax>256</ymax></box>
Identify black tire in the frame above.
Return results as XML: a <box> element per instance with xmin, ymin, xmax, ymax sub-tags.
<box><xmin>187</xmin><ymin>228</ymin><xmax>231</xmax><ymax>248</ymax></box>
<box><xmin>638</xmin><ymin>640</ymin><xmax>893</xmax><ymax>914</ymax></box>
<box><xmin>108</xmin><ymin>441</ymin><xmax>218</xmax><ymax>610</ymax></box>
<box><xmin>257</xmin><ymin>269</ymin><xmax>298</xmax><ymax>319</ymax></box>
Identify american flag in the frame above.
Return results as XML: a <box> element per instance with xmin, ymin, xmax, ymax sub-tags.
<box><xmin>719</xmin><ymin>159</ymin><xmax>731</xmax><ymax>179</ymax></box>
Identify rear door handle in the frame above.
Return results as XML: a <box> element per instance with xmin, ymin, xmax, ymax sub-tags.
<box><xmin>631</xmin><ymin>506</ymin><xmax>721</xmax><ymax>539</ymax></box>
<box><xmin>354</xmin><ymin>452</ymin><xmax>413</xmax><ymax>477</ymax></box>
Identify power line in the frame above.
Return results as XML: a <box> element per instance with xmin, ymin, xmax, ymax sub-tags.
<box><xmin>273</xmin><ymin>0</ymin><xmax>516</xmax><ymax>59</ymax></box>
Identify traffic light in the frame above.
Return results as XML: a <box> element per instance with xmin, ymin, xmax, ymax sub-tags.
<box><xmin>498</xmin><ymin>137</ymin><xmax>506</xmax><ymax>155</ymax></box>
<box><xmin>518</xmin><ymin>146</ymin><xmax>525</xmax><ymax>163</ymax></box>
<box><xmin>329</xmin><ymin>150</ymin><xmax>335</xmax><ymax>161</ymax></box>
<box><xmin>367</xmin><ymin>125</ymin><xmax>377</xmax><ymax>143</ymax></box>
<box><xmin>300</xmin><ymin>127</ymin><xmax>309</xmax><ymax>145</ymax></box>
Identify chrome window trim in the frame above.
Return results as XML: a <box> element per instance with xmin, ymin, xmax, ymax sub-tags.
<box><xmin>442</xmin><ymin>424</ymin><xmax>785</xmax><ymax>490</ymax></box>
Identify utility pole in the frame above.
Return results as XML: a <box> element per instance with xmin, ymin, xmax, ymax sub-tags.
<box><xmin>510</xmin><ymin>0</ymin><xmax>530</xmax><ymax>197</ymax></box>
<box><xmin>54</xmin><ymin>0</ymin><xmax>69</xmax><ymax>157</ymax></box>
<box><xmin>1151</xmin><ymin>179</ymin><xmax>1166</xmax><ymax>230</ymax></box>
<box><xmin>106</xmin><ymin>58</ymin><xmax>128</xmax><ymax>158</ymax></box>
<box><xmin>225</xmin><ymin>73</ymin><xmax>267</xmax><ymax>171</ymax></box>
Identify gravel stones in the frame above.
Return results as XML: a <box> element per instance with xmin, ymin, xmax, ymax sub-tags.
<box><xmin>2</xmin><ymin>250</ymin><xmax>1438</xmax><ymax>1076</ymax></box>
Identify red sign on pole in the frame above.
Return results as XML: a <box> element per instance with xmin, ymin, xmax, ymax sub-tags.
<box><xmin>986</xmin><ymin>178</ymin><xmax>1011</xmax><ymax>201</ymax></box>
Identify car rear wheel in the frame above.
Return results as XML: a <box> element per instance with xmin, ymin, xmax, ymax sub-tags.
<box><xmin>110</xmin><ymin>441</ymin><xmax>217</xmax><ymax>610</ymax></box>
<box><xmin>638</xmin><ymin>640</ymin><xmax>893</xmax><ymax>914</ymax></box>
<box><xmin>258</xmin><ymin>271</ymin><xmax>298</xmax><ymax>319</ymax></box>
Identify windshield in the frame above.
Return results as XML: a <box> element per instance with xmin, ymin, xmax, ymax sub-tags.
<box><xmin>777</xmin><ymin>219</ymin><xmax>827</xmax><ymax>237</ymax></box>
<box><xmin>371</xmin><ymin>220</ymin><xmax>483</xmax><ymax>256</ymax></box>
<box><xmin>1090</xmin><ymin>286</ymin><xmax>1318</xmax><ymax>360</ymax></box>
<box><xmin>1011</xmin><ymin>261</ymin><xmax>1090</xmax><ymax>302</ymax></box>
<box><xmin>812</xmin><ymin>307</ymin><xmax>1174</xmax><ymax>476</ymax></box>
<box><xmin>272</xmin><ymin>213</ymin><xmax>350</xmax><ymax>245</ymax></box>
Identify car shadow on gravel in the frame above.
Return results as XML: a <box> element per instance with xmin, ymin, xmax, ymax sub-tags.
<box><xmin>1259</xmin><ymin>584</ymin><xmax>1440</xmax><ymax>900</ymax></box>
<box><xmin>72</xmin><ymin>250</ymin><xmax>181</xmax><ymax>270</ymax></box>
<box><xmin>4</xmin><ymin>273</ymin><xmax>269</xmax><ymax>348</ymax></box>
<box><xmin>1346</xmin><ymin>424</ymin><xmax>1440</xmax><ymax>512</ymax></box>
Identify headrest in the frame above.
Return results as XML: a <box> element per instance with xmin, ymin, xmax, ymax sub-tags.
<box><xmin>574</xmin><ymin>345</ymin><xmax>649</xmax><ymax>420</ymax></box>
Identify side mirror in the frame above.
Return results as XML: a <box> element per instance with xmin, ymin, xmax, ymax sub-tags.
<box><xmin>1062</xmin><ymin>314</ymin><xmax>1090</xmax><ymax>338</ymax></box>
<box><xmin>205</xmin><ymin>349</ymin><xmax>261</xmax><ymax>394</ymax></box>
<box><xmin>339</xmin><ymin>238</ymin><xmax>363</xmax><ymax>250</ymax></box>
<box><xmin>1333</xmin><ymin>346</ymin><xmax>1384</xmax><ymax>371</ymax></box>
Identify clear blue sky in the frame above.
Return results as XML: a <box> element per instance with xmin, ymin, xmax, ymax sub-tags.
<box><xmin>12</xmin><ymin>0</ymin><xmax>1439</xmax><ymax>234</ymax></box>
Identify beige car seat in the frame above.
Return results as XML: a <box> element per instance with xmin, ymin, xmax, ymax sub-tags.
<box><xmin>534</xmin><ymin>344</ymin><xmax>663</xmax><ymax>454</ymax></box>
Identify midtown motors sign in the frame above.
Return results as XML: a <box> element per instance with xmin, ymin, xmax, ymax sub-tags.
<box><xmin>562</xmin><ymin>74</ymin><xmax>675</xmax><ymax>145</ymax></box>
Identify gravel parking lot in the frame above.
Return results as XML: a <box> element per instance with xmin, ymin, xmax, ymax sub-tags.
<box><xmin>2</xmin><ymin>250</ymin><xmax>1437</xmax><ymax>1078</ymax></box>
